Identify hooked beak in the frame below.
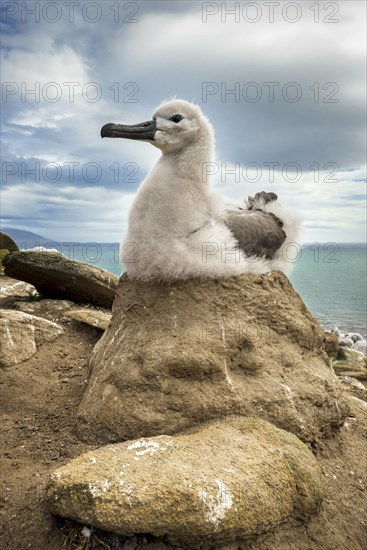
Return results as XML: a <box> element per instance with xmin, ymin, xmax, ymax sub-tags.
<box><xmin>100</xmin><ymin>120</ymin><xmax>157</xmax><ymax>141</ymax></box>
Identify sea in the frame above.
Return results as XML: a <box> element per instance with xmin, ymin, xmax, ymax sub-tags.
<box><xmin>289</xmin><ymin>243</ymin><xmax>366</xmax><ymax>339</ymax></box>
<box><xmin>19</xmin><ymin>241</ymin><xmax>367</xmax><ymax>339</ymax></box>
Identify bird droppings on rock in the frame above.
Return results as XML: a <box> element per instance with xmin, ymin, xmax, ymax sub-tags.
<box><xmin>46</xmin><ymin>418</ymin><xmax>323</xmax><ymax>547</ymax></box>
<box><xmin>198</xmin><ymin>479</ymin><xmax>233</xmax><ymax>527</ymax></box>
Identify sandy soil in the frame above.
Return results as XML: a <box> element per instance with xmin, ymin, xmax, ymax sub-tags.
<box><xmin>0</xmin><ymin>277</ymin><xmax>366</xmax><ymax>550</ymax></box>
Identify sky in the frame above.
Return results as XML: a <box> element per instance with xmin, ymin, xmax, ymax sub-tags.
<box><xmin>1</xmin><ymin>0</ymin><xmax>366</xmax><ymax>243</ymax></box>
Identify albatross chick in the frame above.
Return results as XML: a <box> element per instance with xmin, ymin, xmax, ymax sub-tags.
<box><xmin>101</xmin><ymin>99</ymin><xmax>301</xmax><ymax>281</ymax></box>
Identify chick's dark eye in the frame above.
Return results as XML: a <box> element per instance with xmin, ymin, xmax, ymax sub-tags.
<box><xmin>169</xmin><ymin>114</ymin><xmax>183</xmax><ymax>123</ymax></box>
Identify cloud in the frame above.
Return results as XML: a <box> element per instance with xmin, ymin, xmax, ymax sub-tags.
<box><xmin>1</xmin><ymin>182</ymin><xmax>135</xmax><ymax>241</ymax></box>
<box><xmin>0</xmin><ymin>0</ymin><xmax>366</xmax><ymax>242</ymax></box>
<box><xmin>340</xmin><ymin>194</ymin><xmax>367</xmax><ymax>201</ymax></box>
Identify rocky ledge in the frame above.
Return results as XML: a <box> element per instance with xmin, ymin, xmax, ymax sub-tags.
<box><xmin>3</xmin><ymin>250</ymin><xmax>118</xmax><ymax>308</ymax></box>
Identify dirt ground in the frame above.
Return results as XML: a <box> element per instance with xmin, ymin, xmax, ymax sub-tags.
<box><xmin>0</xmin><ymin>277</ymin><xmax>366</xmax><ymax>550</ymax></box>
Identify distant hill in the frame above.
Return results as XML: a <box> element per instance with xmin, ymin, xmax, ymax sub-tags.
<box><xmin>1</xmin><ymin>228</ymin><xmax>60</xmax><ymax>247</ymax></box>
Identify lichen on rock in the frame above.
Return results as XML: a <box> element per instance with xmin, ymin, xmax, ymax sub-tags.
<box><xmin>46</xmin><ymin>418</ymin><xmax>323</xmax><ymax>547</ymax></box>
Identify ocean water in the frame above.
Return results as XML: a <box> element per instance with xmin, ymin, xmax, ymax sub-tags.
<box><xmin>39</xmin><ymin>241</ymin><xmax>366</xmax><ymax>339</ymax></box>
<box><xmin>289</xmin><ymin>243</ymin><xmax>366</xmax><ymax>339</ymax></box>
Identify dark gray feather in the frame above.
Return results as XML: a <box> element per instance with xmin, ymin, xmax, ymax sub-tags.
<box><xmin>224</xmin><ymin>209</ymin><xmax>286</xmax><ymax>259</ymax></box>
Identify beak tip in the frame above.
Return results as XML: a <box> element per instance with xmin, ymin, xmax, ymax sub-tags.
<box><xmin>100</xmin><ymin>123</ymin><xmax>114</xmax><ymax>139</ymax></box>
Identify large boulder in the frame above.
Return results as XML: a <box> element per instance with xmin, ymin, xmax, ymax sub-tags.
<box><xmin>0</xmin><ymin>309</ymin><xmax>63</xmax><ymax>367</ymax></box>
<box><xmin>46</xmin><ymin>418</ymin><xmax>323</xmax><ymax>547</ymax></box>
<box><xmin>0</xmin><ymin>231</ymin><xmax>19</xmax><ymax>253</ymax></box>
<box><xmin>2</xmin><ymin>251</ymin><xmax>118</xmax><ymax>308</ymax></box>
<box><xmin>76</xmin><ymin>272</ymin><xmax>349</xmax><ymax>445</ymax></box>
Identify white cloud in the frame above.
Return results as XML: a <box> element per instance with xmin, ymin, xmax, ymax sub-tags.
<box><xmin>0</xmin><ymin>1</ymin><xmax>365</xmax><ymax>243</ymax></box>
<box><xmin>120</xmin><ymin>1</ymin><xmax>366</xmax><ymax>69</ymax></box>
<box><xmin>1</xmin><ymin>182</ymin><xmax>135</xmax><ymax>241</ymax></box>
<box><xmin>9</xmin><ymin>111</ymin><xmax>74</xmax><ymax>129</ymax></box>
<box><xmin>1</xmin><ymin>44</ymin><xmax>90</xmax><ymax>89</ymax></box>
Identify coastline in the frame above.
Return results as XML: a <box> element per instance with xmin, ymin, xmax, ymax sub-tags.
<box><xmin>2</xmin><ymin>234</ymin><xmax>366</xmax><ymax>339</ymax></box>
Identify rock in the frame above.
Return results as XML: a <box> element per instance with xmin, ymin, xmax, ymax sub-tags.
<box><xmin>46</xmin><ymin>418</ymin><xmax>323</xmax><ymax>547</ymax></box>
<box><xmin>14</xmin><ymin>299</ymin><xmax>111</xmax><ymax>330</ymax></box>
<box><xmin>0</xmin><ymin>250</ymin><xmax>8</xmax><ymax>272</ymax></box>
<box><xmin>344</xmin><ymin>332</ymin><xmax>363</xmax><ymax>343</ymax></box>
<box><xmin>64</xmin><ymin>308</ymin><xmax>111</xmax><ymax>331</ymax></box>
<box><xmin>0</xmin><ymin>231</ymin><xmax>19</xmax><ymax>272</ymax></box>
<box><xmin>339</xmin><ymin>337</ymin><xmax>353</xmax><ymax>348</ymax></box>
<box><xmin>352</xmin><ymin>340</ymin><xmax>367</xmax><ymax>355</ymax></box>
<box><xmin>333</xmin><ymin>347</ymin><xmax>367</xmax><ymax>380</ymax></box>
<box><xmin>2</xmin><ymin>251</ymin><xmax>118</xmax><ymax>308</ymax></box>
<box><xmin>0</xmin><ymin>274</ymin><xmax>37</xmax><ymax>300</ymax></box>
<box><xmin>339</xmin><ymin>376</ymin><xmax>367</xmax><ymax>401</ymax></box>
<box><xmin>323</xmin><ymin>330</ymin><xmax>339</xmax><ymax>359</ymax></box>
<box><xmin>14</xmin><ymin>299</ymin><xmax>75</xmax><ymax>315</ymax></box>
<box><xmin>0</xmin><ymin>309</ymin><xmax>63</xmax><ymax>367</ymax></box>
<box><xmin>337</xmin><ymin>346</ymin><xmax>367</xmax><ymax>363</ymax></box>
<box><xmin>77</xmin><ymin>272</ymin><xmax>348</xmax><ymax>445</ymax></box>
<box><xmin>0</xmin><ymin>232</ymin><xmax>19</xmax><ymax>253</ymax></box>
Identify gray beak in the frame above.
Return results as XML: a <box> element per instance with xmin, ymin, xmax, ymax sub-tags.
<box><xmin>101</xmin><ymin>120</ymin><xmax>157</xmax><ymax>141</ymax></box>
